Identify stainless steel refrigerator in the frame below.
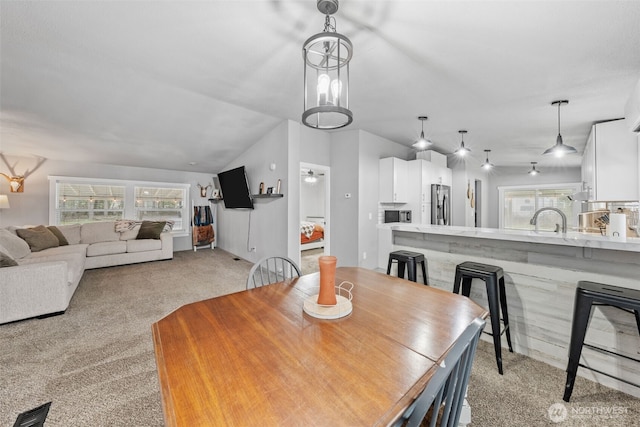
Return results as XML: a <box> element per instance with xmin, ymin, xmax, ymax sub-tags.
<box><xmin>431</xmin><ymin>184</ymin><xmax>451</xmax><ymax>225</ymax></box>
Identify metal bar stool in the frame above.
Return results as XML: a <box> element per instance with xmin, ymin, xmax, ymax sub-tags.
<box><xmin>563</xmin><ymin>281</ymin><xmax>640</xmax><ymax>402</ymax></box>
<box><xmin>453</xmin><ymin>261</ymin><xmax>513</xmax><ymax>374</ymax></box>
<box><xmin>386</xmin><ymin>250</ymin><xmax>428</xmax><ymax>285</ymax></box>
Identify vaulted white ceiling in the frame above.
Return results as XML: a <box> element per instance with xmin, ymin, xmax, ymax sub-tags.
<box><xmin>2</xmin><ymin>1</ymin><xmax>639</xmax><ymax>173</ymax></box>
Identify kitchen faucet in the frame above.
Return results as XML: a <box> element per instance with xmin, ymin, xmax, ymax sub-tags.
<box><xmin>530</xmin><ymin>207</ymin><xmax>567</xmax><ymax>233</ymax></box>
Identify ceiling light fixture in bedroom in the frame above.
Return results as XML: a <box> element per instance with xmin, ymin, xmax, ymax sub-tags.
<box><xmin>304</xmin><ymin>170</ymin><xmax>318</xmax><ymax>183</ymax></box>
<box><xmin>302</xmin><ymin>0</ymin><xmax>353</xmax><ymax>130</ymax></box>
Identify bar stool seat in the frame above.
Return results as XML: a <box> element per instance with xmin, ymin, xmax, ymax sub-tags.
<box><xmin>563</xmin><ymin>281</ymin><xmax>640</xmax><ymax>402</ymax></box>
<box><xmin>386</xmin><ymin>250</ymin><xmax>428</xmax><ymax>285</ymax></box>
<box><xmin>453</xmin><ymin>261</ymin><xmax>513</xmax><ymax>374</ymax></box>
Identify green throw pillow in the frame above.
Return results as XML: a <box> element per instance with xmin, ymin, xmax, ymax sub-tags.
<box><xmin>16</xmin><ymin>225</ymin><xmax>60</xmax><ymax>252</ymax></box>
<box><xmin>47</xmin><ymin>226</ymin><xmax>69</xmax><ymax>246</ymax></box>
<box><xmin>136</xmin><ymin>221</ymin><xmax>166</xmax><ymax>240</ymax></box>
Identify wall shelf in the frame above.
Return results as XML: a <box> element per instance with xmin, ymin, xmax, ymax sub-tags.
<box><xmin>251</xmin><ymin>194</ymin><xmax>283</xmax><ymax>200</ymax></box>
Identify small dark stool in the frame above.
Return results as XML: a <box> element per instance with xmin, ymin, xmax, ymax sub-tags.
<box><xmin>563</xmin><ymin>281</ymin><xmax>640</xmax><ymax>402</ymax></box>
<box><xmin>386</xmin><ymin>250</ymin><xmax>428</xmax><ymax>285</ymax></box>
<box><xmin>453</xmin><ymin>261</ymin><xmax>513</xmax><ymax>374</ymax></box>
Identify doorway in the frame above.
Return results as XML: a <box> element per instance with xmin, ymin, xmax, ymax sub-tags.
<box><xmin>299</xmin><ymin>162</ymin><xmax>330</xmax><ymax>274</ymax></box>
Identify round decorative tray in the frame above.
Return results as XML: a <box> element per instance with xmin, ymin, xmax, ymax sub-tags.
<box><xmin>303</xmin><ymin>281</ymin><xmax>354</xmax><ymax>320</ymax></box>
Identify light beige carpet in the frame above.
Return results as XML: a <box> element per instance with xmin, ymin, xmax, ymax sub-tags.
<box><xmin>300</xmin><ymin>247</ymin><xmax>323</xmax><ymax>274</ymax></box>
<box><xmin>1</xmin><ymin>249</ymin><xmax>638</xmax><ymax>426</ymax></box>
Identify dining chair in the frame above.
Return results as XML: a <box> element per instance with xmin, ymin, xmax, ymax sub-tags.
<box><xmin>393</xmin><ymin>317</ymin><xmax>486</xmax><ymax>427</ymax></box>
<box><xmin>246</xmin><ymin>256</ymin><xmax>301</xmax><ymax>289</ymax></box>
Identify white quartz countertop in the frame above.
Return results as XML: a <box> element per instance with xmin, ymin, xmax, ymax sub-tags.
<box><xmin>380</xmin><ymin>223</ymin><xmax>640</xmax><ymax>253</ymax></box>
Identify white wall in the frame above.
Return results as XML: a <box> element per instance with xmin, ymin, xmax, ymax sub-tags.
<box><xmin>449</xmin><ymin>158</ymin><xmax>490</xmax><ymax>227</ymax></box>
<box><xmin>301</xmin><ymin>177</ymin><xmax>325</xmax><ymax>220</ymax></box>
<box><xmin>0</xmin><ymin>155</ymin><xmax>215</xmax><ymax>251</ymax></box>
<box><xmin>486</xmin><ymin>166</ymin><xmax>582</xmax><ymax>228</ymax></box>
<box><xmin>216</xmin><ymin>121</ymin><xmax>290</xmax><ymax>263</ymax></box>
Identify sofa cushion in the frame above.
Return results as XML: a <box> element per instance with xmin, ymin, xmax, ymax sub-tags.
<box><xmin>58</xmin><ymin>224</ymin><xmax>81</xmax><ymax>245</ymax></box>
<box><xmin>26</xmin><ymin>244</ymin><xmax>88</xmax><ymax>258</ymax></box>
<box><xmin>137</xmin><ymin>221</ymin><xmax>166</xmax><ymax>240</ymax></box>
<box><xmin>47</xmin><ymin>226</ymin><xmax>69</xmax><ymax>246</ymax></box>
<box><xmin>0</xmin><ymin>228</ymin><xmax>32</xmax><ymax>259</ymax></box>
<box><xmin>81</xmin><ymin>222</ymin><xmax>119</xmax><ymax>244</ymax></box>
<box><xmin>86</xmin><ymin>241</ymin><xmax>127</xmax><ymax>257</ymax></box>
<box><xmin>0</xmin><ymin>245</ymin><xmax>18</xmax><ymax>267</ymax></box>
<box><xmin>127</xmin><ymin>238</ymin><xmax>162</xmax><ymax>253</ymax></box>
<box><xmin>17</xmin><ymin>225</ymin><xmax>60</xmax><ymax>252</ymax></box>
<box><xmin>17</xmin><ymin>252</ymin><xmax>85</xmax><ymax>286</ymax></box>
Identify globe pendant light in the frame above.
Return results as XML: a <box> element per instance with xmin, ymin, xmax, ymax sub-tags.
<box><xmin>528</xmin><ymin>162</ymin><xmax>540</xmax><ymax>176</ymax></box>
<box><xmin>454</xmin><ymin>130</ymin><xmax>471</xmax><ymax>156</ymax></box>
<box><xmin>481</xmin><ymin>149</ymin><xmax>494</xmax><ymax>170</ymax></box>
<box><xmin>543</xmin><ymin>100</ymin><xmax>577</xmax><ymax>157</ymax></box>
<box><xmin>412</xmin><ymin>116</ymin><xmax>432</xmax><ymax>150</ymax></box>
<box><xmin>302</xmin><ymin>0</ymin><xmax>353</xmax><ymax>130</ymax></box>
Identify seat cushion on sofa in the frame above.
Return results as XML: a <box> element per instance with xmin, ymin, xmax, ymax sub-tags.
<box><xmin>16</xmin><ymin>225</ymin><xmax>60</xmax><ymax>252</ymax></box>
<box><xmin>0</xmin><ymin>228</ymin><xmax>31</xmax><ymax>259</ymax></box>
<box><xmin>17</xmin><ymin>252</ymin><xmax>85</xmax><ymax>286</ymax></box>
<box><xmin>86</xmin><ymin>241</ymin><xmax>127</xmax><ymax>257</ymax></box>
<box><xmin>26</xmin><ymin>244</ymin><xmax>88</xmax><ymax>258</ymax></box>
<box><xmin>81</xmin><ymin>222</ymin><xmax>119</xmax><ymax>244</ymax></box>
<box><xmin>58</xmin><ymin>224</ymin><xmax>82</xmax><ymax>245</ymax></box>
<box><xmin>127</xmin><ymin>238</ymin><xmax>162</xmax><ymax>253</ymax></box>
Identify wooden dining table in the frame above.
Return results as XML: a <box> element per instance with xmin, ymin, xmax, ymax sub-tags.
<box><xmin>151</xmin><ymin>267</ymin><xmax>488</xmax><ymax>426</ymax></box>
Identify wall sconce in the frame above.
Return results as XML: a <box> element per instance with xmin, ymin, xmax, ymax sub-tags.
<box><xmin>1</xmin><ymin>174</ymin><xmax>24</xmax><ymax>193</ymax></box>
<box><xmin>0</xmin><ymin>194</ymin><xmax>10</xmax><ymax>209</ymax></box>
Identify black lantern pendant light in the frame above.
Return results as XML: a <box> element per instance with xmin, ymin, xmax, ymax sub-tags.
<box><xmin>302</xmin><ymin>0</ymin><xmax>353</xmax><ymax>130</ymax></box>
<box><xmin>543</xmin><ymin>100</ymin><xmax>577</xmax><ymax>157</ymax></box>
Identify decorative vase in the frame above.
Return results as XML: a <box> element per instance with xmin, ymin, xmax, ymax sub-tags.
<box><xmin>317</xmin><ymin>255</ymin><xmax>337</xmax><ymax>305</ymax></box>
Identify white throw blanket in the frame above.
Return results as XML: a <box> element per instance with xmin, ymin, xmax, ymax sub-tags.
<box><xmin>300</xmin><ymin>221</ymin><xmax>316</xmax><ymax>238</ymax></box>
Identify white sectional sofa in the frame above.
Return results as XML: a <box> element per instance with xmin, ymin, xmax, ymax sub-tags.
<box><xmin>0</xmin><ymin>221</ymin><xmax>173</xmax><ymax>324</ymax></box>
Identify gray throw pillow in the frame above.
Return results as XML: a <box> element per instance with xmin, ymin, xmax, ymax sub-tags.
<box><xmin>0</xmin><ymin>228</ymin><xmax>31</xmax><ymax>259</ymax></box>
<box><xmin>16</xmin><ymin>225</ymin><xmax>60</xmax><ymax>252</ymax></box>
<box><xmin>47</xmin><ymin>226</ymin><xmax>69</xmax><ymax>246</ymax></box>
<box><xmin>136</xmin><ymin>221</ymin><xmax>166</xmax><ymax>240</ymax></box>
<box><xmin>0</xmin><ymin>250</ymin><xmax>18</xmax><ymax>267</ymax></box>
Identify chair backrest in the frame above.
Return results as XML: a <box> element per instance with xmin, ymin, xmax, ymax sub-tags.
<box><xmin>246</xmin><ymin>256</ymin><xmax>301</xmax><ymax>289</ymax></box>
<box><xmin>395</xmin><ymin>317</ymin><xmax>486</xmax><ymax>427</ymax></box>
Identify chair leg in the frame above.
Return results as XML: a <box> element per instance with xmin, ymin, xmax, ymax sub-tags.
<box><xmin>461</xmin><ymin>277</ymin><xmax>472</xmax><ymax>298</ymax></box>
<box><xmin>563</xmin><ymin>291</ymin><xmax>593</xmax><ymax>402</ymax></box>
<box><xmin>498</xmin><ymin>277</ymin><xmax>513</xmax><ymax>352</ymax></box>
<box><xmin>453</xmin><ymin>266</ymin><xmax>462</xmax><ymax>294</ymax></box>
<box><xmin>398</xmin><ymin>261</ymin><xmax>406</xmax><ymax>280</ymax></box>
<box><xmin>420</xmin><ymin>261</ymin><xmax>428</xmax><ymax>286</ymax></box>
<box><xmin>634</xmin><ymin>310</ymin><xmax>640</xmax><ymax>336</ymax></box>
<box><xmin>387</xmin><ymin>258</ymin><xmax>393</xmax><ymax>275</ymax></box>
<box><xmin>485</xmin><ymin>277</ymin><xmax>504</xmax><ymax>375</ymax></box>
<box><xmin>407</xmin><ymin>259</ymin><xmax>416</xmax><ymax>282</ymax></box>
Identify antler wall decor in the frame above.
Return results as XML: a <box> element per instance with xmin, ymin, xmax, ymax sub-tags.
<box><xmin>197</xmin><ymin>183</ymin><xmax>212</xmax><ymax>198</ymax></box>
<box><xmin>0</xmin><ymin>153</ymin><xmax>47</xmax><ymax>193</ymax></box>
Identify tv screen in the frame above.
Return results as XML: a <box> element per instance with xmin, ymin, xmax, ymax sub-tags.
<box><xmin>217</xmin><ymin>166</ymin><xmax>254</xmax><ymax>209</ymax></box>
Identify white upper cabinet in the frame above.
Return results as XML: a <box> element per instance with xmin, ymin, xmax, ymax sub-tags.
<box><xmin>379</xmin><ymin>157</ymin><xmax>409</xmax><ymax>203</ymax></box>
<box><xmin>581</xmin><ymin>119</ymin><xmax>638</xmax><ymax>201</ymax></box>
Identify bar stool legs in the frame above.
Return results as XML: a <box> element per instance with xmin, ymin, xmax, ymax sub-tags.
<box><xmin>453</xmin><ymin>261</ymin><xmax>513</xmax><ymax>375</ymax></box>
<box><xmin>563</xmin><ymin>281</ymin><xmax>640</xmax><ymax>402</ymax></box>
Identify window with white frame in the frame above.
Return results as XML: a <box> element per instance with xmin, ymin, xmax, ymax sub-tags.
<box><xmin>49</xmin><ymin>177</ymin><xmax>189</xmax><ymax>232</ymax></box>
<box><xmin>498</xmin><ymin>183</ymin><xmax>581</xmax><ymax>231</ymax></box>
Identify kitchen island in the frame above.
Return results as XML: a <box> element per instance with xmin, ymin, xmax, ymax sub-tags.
<box><xmin>378</xmin><ymin>224</ymin><xmax>640</xmax><ymax>398</ymax></box>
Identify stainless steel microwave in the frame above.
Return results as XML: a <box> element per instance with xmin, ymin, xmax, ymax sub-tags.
<box><xmin>384</xmin><ymin>210</ymin><xmax>411</xmax><ymax>223</ymax></box>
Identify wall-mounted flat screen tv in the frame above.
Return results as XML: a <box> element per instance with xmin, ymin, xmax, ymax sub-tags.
<box><xmin>217</xmin><ymin>166</ymin><xmax>254</xmax><ymax>209</ymax></box>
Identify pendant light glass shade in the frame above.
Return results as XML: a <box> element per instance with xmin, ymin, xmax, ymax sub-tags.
<box><xmin>481</xmin><ymin>149</ymin><xmax>494</xmax><ymax>170</ymax></box>
<box><xmin>543</xmin><ymin>100</ymin><xmax>577</xmax><ymax>157</ymax></box>
<box><xmin>302</xmin><ymin>0</ymin><xmax>353</xmax><ymax>130</ymax></box>
<box><xmin>528</xmin><ymin>162</ymin><xmax>540</xmax><ymax>176</ymax></box>
<box><xmin>412</xmin><ymin>116</ymin><xmax>432</xmax><ymax>150</ymax></box>
<box><xmin>454</xmin><ymin>130</ymin><xmax>471</xmax><ymax>156</ymax></box>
